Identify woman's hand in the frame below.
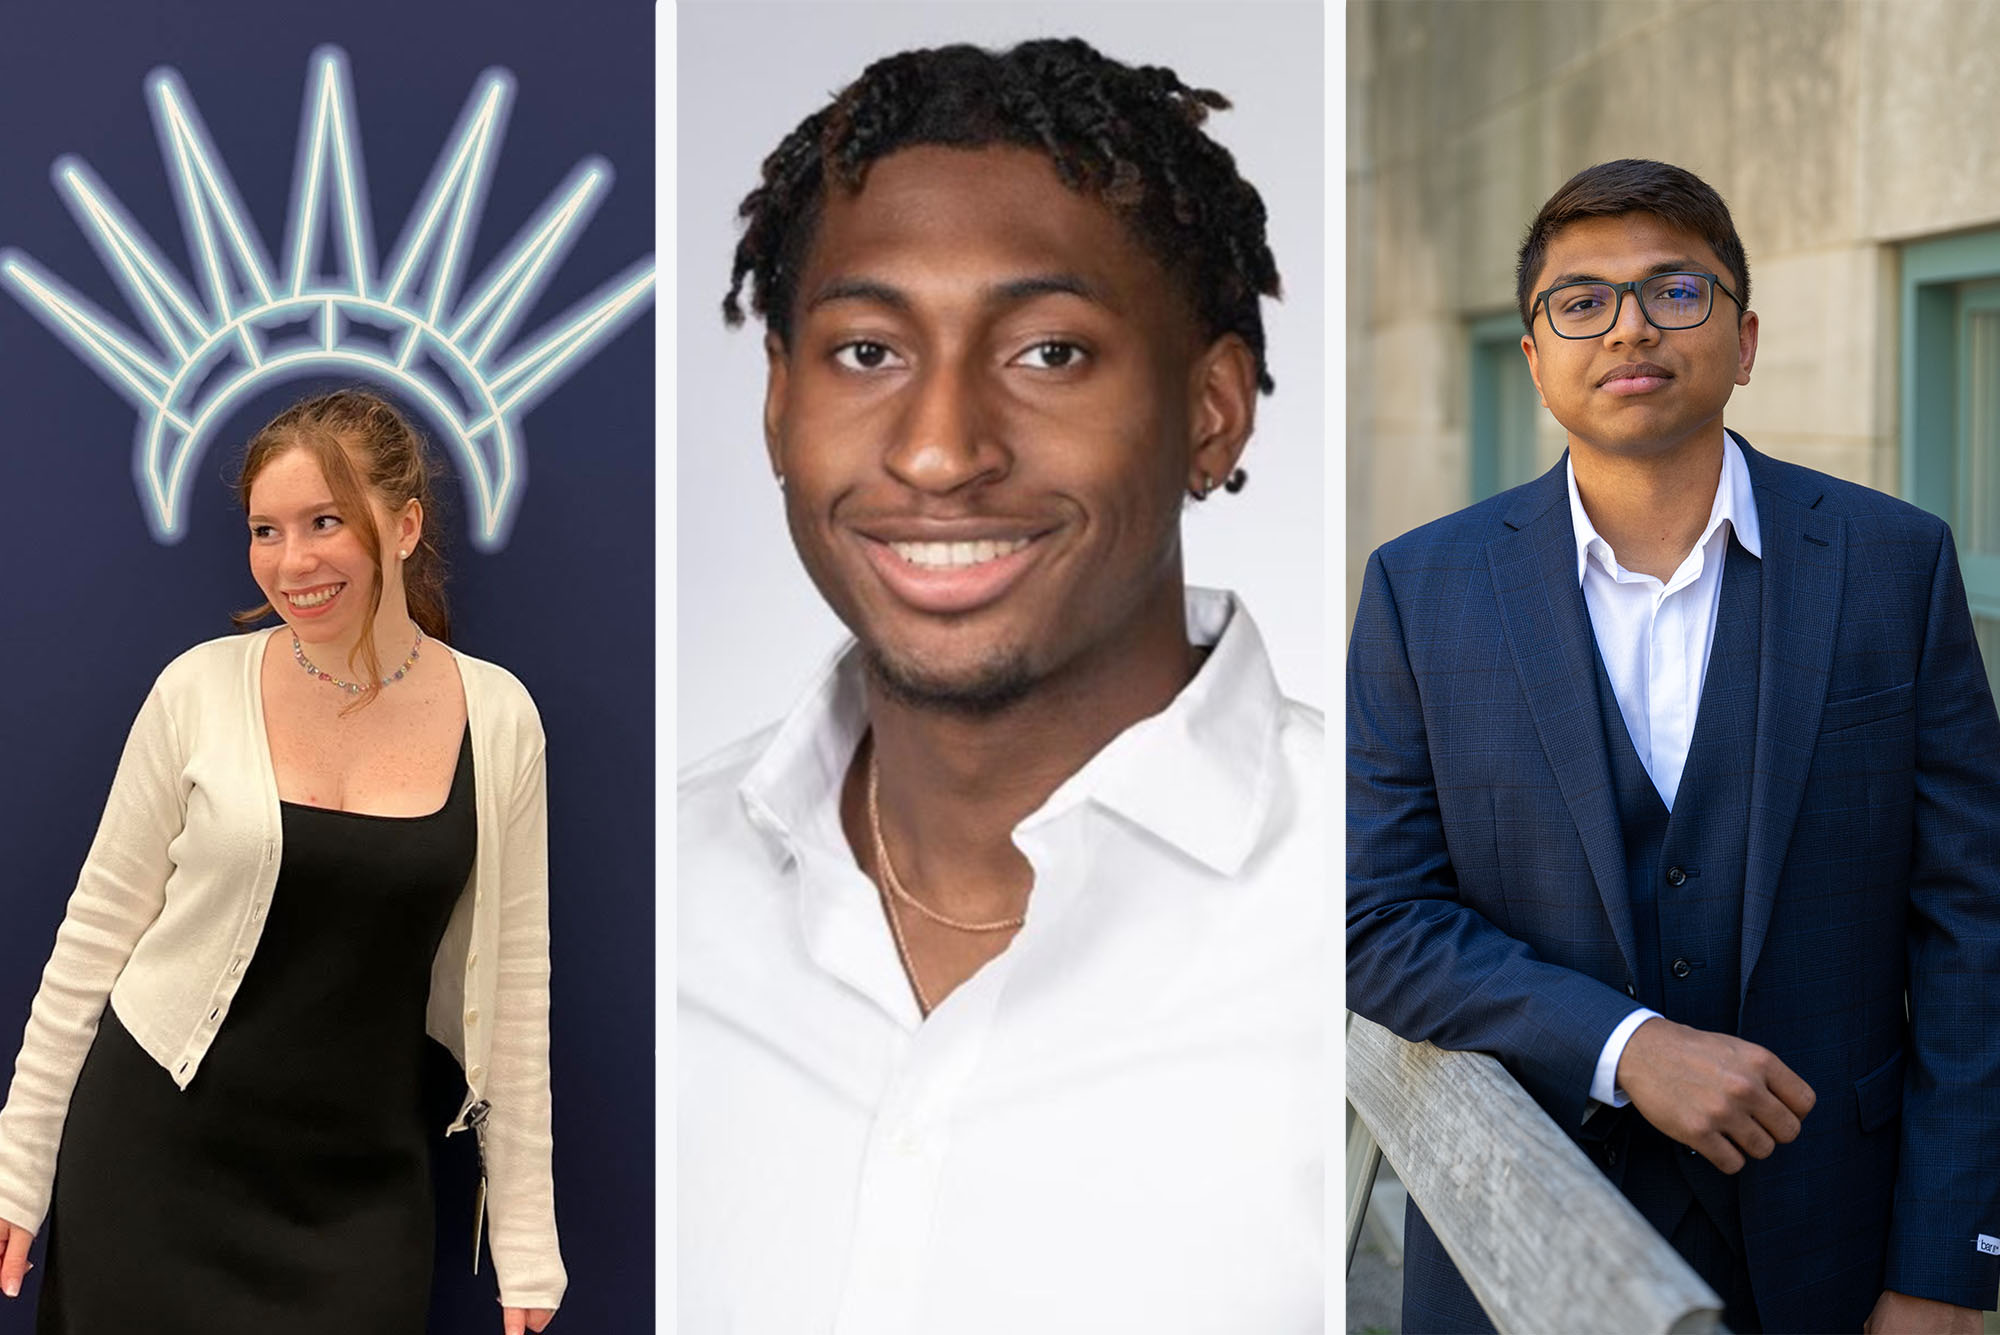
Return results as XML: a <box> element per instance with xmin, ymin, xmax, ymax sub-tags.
<box><xmin>0</xmin><ymin>1219</ymin><xmax>33</xmax><ymax>1298</ymax></box>
<box><xmin>502</xmin><ymin>1307</ymin><xmax>553</xmax><ymax>1334</ymax></box>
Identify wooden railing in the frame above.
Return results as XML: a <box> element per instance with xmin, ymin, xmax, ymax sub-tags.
<box><xmin>1345</xmin><ymin>1013</ymin><xmax>1728</xmax><ymax>1335</ymax></box>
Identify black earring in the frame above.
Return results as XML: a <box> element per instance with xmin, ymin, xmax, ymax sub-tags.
<box><xmin>1223</xmin><ymin>468</ymin><xmax>1248</xmax><ymax>494</ymax></box>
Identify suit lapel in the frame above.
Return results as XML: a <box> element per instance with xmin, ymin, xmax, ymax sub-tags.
<box><xmin>1489</xmin><ymin>463</ymin><xmax>1640</xmax><ymax>985</ymax></box>
<box><xmin>1739</xmin><ymin>440</ymin><xmax>1845</xmax><ymax>1003</ymax></box>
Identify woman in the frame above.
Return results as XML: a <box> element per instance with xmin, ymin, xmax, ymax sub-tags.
<box><xmin>0</xmin><ymin>389</ymin><xmax>561</xmax><ymax>1334</ymax></box>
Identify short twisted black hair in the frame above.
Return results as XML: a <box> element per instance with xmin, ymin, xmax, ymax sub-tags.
<box><xmin>723</xmin><ymin>37</ymin><xmax>1282</xmax><ymax>394</ymax></box>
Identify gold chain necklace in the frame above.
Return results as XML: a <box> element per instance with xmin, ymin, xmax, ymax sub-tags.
<box><xmin>875</xmin><ymin>874</ymin><xmax>931</xmax><ymax>1017</ymax></box>
<box><xmin>866</xmin><ymin>754</ymin><xmax>1026</xmax><ymax>933</ymax></box>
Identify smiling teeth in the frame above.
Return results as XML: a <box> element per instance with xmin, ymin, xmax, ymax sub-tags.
<box><xmin>287</xmin><ymin>586</ymin><xmax>341</xmax><ymax>608</ymax></box>
<box><xmin>889</xmin><ymin>538</ymin><xmax>1032</xmax><ymax>569</ymax></box>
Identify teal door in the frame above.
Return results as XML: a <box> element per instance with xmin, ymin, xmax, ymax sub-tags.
<box><xmin>1956</xmin><ymin>278</ymin><xmax>2000</xmax><ymax>701</ymax></box>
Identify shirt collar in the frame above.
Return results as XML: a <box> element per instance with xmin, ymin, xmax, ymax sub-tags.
<box><xmin>1565</xmin><ymin>428</ymin><xmax>1762</xmax><ymax>586</ymax></box>
<box><xmin>737</xmin><ymin>587</ymin><xmax>1290</xmax><ymax>879</ymax></box>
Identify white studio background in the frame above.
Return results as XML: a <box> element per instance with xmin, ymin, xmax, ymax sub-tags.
<box><xmin>676</xmin><ymin>0</ymin><xmax>1325</xmax><ymax>763</ymax></box>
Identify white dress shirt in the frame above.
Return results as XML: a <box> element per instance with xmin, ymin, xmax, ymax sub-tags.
<box><xmin>1573</xmin><ymin>431</ymin><xmax>1763</xmax><ymax>1105</ymax></box>
<box><xmin>677</xmin><ymin>589</ymin><xmax>1323</xmax><ymax>1335</ymax></box>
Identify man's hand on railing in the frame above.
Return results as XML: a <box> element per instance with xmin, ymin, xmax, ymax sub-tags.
<box><xmin>1615</xmin><ymin>1016</ymin><xmax>1817</xmax><ymax>1172</ymax></box>
<box><xmin>1862</xmin><ymin>1289</ymin><xmax>1982</xmax><ymax>1334</ymax></box>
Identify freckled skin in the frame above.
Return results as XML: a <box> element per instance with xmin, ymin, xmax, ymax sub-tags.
<box><xmin>245</xmin><ymin>448</ymin><xmax>411</xmax><ymax>659</ymax></box>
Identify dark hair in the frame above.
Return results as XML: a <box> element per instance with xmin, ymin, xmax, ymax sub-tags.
<box><xmin>1516</xmin><ymin>159</ymin><xmax>1750</xmax><ymax>332</ymax></box>
<box><xmin>233</xmin><ymin>388</ymin><xmax>450</xmax><ymax>703</ymax></box>
<box><xmin>723</xmin><ymin>37</ymin><xmax>1283</xmax><ymax>393</ymax></box>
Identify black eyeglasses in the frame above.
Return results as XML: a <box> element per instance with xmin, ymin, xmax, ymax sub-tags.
<box><xmin>1532</xmin><ymin>270</ymin><xmax>1743</xmax><ymax>340</ymax></box>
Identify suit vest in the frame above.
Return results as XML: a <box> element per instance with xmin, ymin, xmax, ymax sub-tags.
<box><xmin>1589</xmin><ymin>534</ymin><xmax>1761</xmax><ymax>1252</ymax></box>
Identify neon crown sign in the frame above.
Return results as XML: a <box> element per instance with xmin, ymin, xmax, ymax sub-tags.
<box><xmin>0</xmin><ymin>46</ymin><xmax>654</xmax><ymax>550</ymax></box>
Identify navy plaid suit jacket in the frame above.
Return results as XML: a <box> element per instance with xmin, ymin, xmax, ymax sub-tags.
<box><xmin>1348</xmin><ymin>436</ymin><xmax>2000</xmax><ymax>1327</ymax></box>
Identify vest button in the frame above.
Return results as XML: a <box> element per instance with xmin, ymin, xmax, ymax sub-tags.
<box><xmin>1672</xmin><ymin>958</ymin><xmax>1693</xmax><ymax>979</ymax></box>
<box><xmin>1666</xmin><ymin>865</ymin><xmax>1687</xmax><ymax>887</ymax></box>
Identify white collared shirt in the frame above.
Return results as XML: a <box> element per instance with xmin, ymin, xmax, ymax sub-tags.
<box><xmin>1573</xmin><ymin>431</ymin><xmax>1764</xmax><ymax>1105</ymax></box>
<box><xmin>1568</xmin><ymin>430</ymin><xmax>1763</xmax><ymax>809</ymax></box>
<box><xmin>677</xmin><ymin>589</ymin><xmax>1324</xmax><ymax>1335</ymax></box>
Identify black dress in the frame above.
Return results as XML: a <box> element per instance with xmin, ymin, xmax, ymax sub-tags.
<box><xmin>38</xmin><ymin>730</ymin><xmax>475</xmax><ymax>1335</ymax></box>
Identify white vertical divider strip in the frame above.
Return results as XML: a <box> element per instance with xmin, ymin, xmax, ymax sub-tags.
<box><xmin>1326</xmin><ymin>6</ymin><xmax>1349</xmax><ymax>1332</ymax></box>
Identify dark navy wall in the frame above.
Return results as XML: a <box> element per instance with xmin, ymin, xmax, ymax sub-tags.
<box><xmin>0</xmin><ymin>1</ymin><xmax>653</xmax><ymax>1329</ymax></box>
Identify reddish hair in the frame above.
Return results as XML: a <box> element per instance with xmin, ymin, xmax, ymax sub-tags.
<box><xmin>233</xmin><ymin>389</ymin><xmax>450</xmax><ymax>703</ymax></box>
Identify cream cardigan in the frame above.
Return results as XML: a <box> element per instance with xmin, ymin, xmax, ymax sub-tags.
<box><xmin>0</xmin><ymin>630</ymin><xmax>565</xmax><ymax>1309</ymax></box>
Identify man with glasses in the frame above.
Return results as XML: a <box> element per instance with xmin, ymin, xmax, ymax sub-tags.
<box><xmin>1349</xmin><ymin>159</ymin><xmax>2000</xmax><ymax>1334</ymax></box>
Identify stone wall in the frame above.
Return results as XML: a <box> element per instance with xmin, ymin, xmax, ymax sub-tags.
<box><xmin>1347</xmin><ymin>0</ymin><xmax>2000</xmax><ymax>614</ymax></box>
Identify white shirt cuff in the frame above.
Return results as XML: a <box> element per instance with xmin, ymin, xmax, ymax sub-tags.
<box><xmin>1589</xmin><ymin>1007</ymin><xmax>1662</xmax><ymax>1107</ymax></box>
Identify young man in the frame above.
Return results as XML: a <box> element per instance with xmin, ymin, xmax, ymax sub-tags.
<box><xmin>1348</xmin><ymin>158</ymin><xmax>2000</xmax><ymax>1334</ymax></box>
<box><xmin>679</xmin><ymin>40</ymin><xmax>1321</xmax><ymax>1334</ymax></box>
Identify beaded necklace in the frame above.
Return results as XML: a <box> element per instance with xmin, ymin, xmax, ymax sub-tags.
<box><xmin>292</xmin><ymin>625</ymin><xmax>424</xmax><ymax>694</ymax></box>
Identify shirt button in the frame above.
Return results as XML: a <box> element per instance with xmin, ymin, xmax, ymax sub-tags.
<box><xmin>466</xmin><ymin>952</ymin><xmax>479</xmax><ymax>970</ymax></box>
<box><xmin>890</xmin><ymin>1127</ymin><xmax>924</xmax><ymax>1158</ymax></box>
<box><xmin>1672</xmin><ymin>958</ymin><xmax>1693</xmax><ymax>979</ymax></box>
<box><xmin>465</xmin><ymin>1009</ymin><xmax>479</xmax><ymax>1026</ymax></box>
<box><xmin>1666</xmin><ymin>866</ymin><xmax>1687</xmax><ymax>887</ymax></box>
<box><xmin>469</xmin><ymin>1065</ymin><xmax>485</xmax><ymax>1083</ymax></box>
<box><xmin>1625</xmin><ymin>982</ymin><xmax>1637</xmax><ymax>998</ymax></box>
